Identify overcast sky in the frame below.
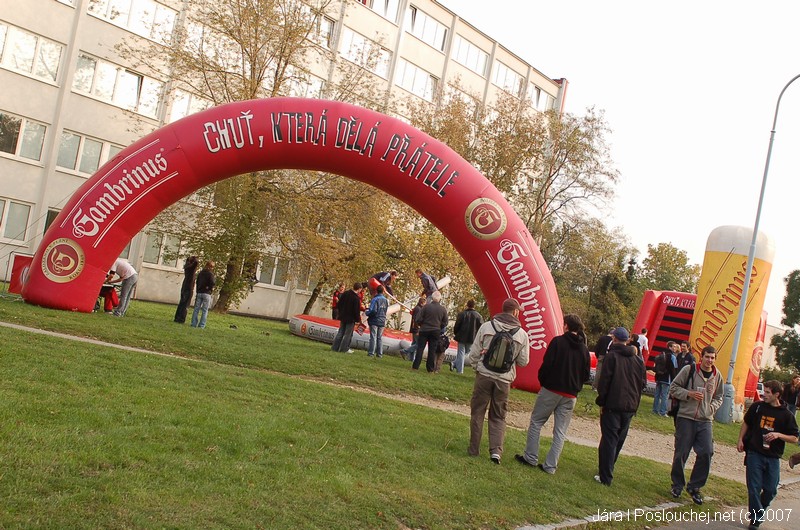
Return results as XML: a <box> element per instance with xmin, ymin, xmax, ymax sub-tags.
<box><xmin>440</xmin><ymin>0</ymin><xmax>800</xmax><ymax>325</ymax></box>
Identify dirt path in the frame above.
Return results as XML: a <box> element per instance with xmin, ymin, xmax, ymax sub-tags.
<box><xmin>311</xmin><ymin>379</ymin><xmax>747</xmax><ymax>484</ymax></box>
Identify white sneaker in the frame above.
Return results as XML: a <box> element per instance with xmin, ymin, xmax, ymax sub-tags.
<box><xmin>594</xmin><ymin>475</ymin><xmax>602</xmax><ymax>483</ymax></box>
<box><xmin>346</xmin><ymin>349</ymin><xmax>354</xmax><ymax>353</ymax></box>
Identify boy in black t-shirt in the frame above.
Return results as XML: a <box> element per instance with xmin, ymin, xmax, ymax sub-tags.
<box><xmin>737</xmin><ymin>380</ymin><xmax>799</xmax><ymax>529</ymax></box>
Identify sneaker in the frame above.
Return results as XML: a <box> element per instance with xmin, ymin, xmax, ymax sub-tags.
<box><xmin>687</xmin><ymin>488</ymin><xmax>703</xmax><ymax>505</ymax></box>
<box><xmin>514</xmin><ymin>454</ymin><xmax>536</xmax><ymax>468</ymax></box>
<box><xmin>670</xmin><ymin>486</ymin><xmax>682</xmax><ymax>498</ymax></box>
<box><xmin>346</xmin><ymin>349</ymin><xmax>354</xmax><ymax>353</ymax></box>
<box><xmin>789</xmin><ymin>452</ymin><xmax>800</xmax><ymax>469</ymax></box>
<box><xmin>490</xmin><ymin>454</ymin><xmax>501</xmax><ymax>465</ymax></box>
<box><xmin>594</xmin><ymin>475</ymin><xmax>609</xmax><ymax>485</ymax></box>
<box><xmin>537</xmin><ymin>463</ymin><xmax>555</xmax><ymax>475</ymax></box>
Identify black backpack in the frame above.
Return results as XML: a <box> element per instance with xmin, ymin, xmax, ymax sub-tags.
<box><xmin>654</xmin><ymin>353</ymin><xmax>668</xmax><ymax>377</ymax></box>
<box><xmin>482</xmin><ymin>321</ymin><xmax>520</xmax><ymax>373</ymax></box>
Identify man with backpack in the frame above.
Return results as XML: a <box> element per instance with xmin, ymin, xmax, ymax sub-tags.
<box><xmin>468</xmin><ymin>298</ymin><xmax>530</xmax><ymax>464</ymax></box>
<box><xmin>515</xmin><ymin>314</ymin><xmax>590</xmax><ymax>474</ymax></box>
<box><xmin>652</xmin><ymin>341</ymin><xmax>678</xmax><ymax>416</ymax></box>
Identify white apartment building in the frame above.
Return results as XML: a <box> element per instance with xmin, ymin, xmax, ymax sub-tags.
<box><xmin>0</xmin><ymin>0</ymin><xmax>566</xmax><ymax>319</ymax></box>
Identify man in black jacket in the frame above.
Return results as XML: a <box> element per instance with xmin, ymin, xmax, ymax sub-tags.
<box><xmin>190</xmin><ymin>261</ymin><xmax>215</xmax><ymax>329</ymax></box>
<box><xmin>331</xmin><ymin>282</ymin><xmax>363</xmax><ymax>353</ymax></box>
<box><xmin>591</xmin><ymin>329</ymin><xmax>614</xmax><ymax>391</ymax></box>
<box><xmin>452</xmin><ymin>300</ymin><xmax>483</xmax><ymax>374</ymax></box>
<box><xmin>594</xmin><ymin>327</ymin><xmax>646</xmax><ymax>485</ymax></box>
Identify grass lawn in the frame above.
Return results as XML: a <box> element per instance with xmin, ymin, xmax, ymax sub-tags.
<box><xmin>0</xmin><ymin>296</ymin><xmax>753</xmax><ymax>528</ymax></box>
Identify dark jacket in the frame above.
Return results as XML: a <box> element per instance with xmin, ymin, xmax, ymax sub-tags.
<box><xmin>453</xmin><ymin>308</ymin><xmax>483</xmax><ymax>343</ymax></box>
<box><xmin>419</xmin><ymin>273</ymin><xmax>437</xmax><ymax>296</ymax></box>
<box><xmin>594</xmin><ymin>334</ymin><xmax>612</xmax><ymax>360</ymax></box>
<box><xmin>538</xmin><ymin>332</ymin><xmax>591</xmax><ymax>397</ymax></box>
<box><xmin>653</xmin><ymin>350</ymin><xmax>677</xmax><ymax>383</ymax></box>
<box><xmin>596</xmin><ymin>342</ymin><xmax>646</xmax><ymax>412</ymax></box>
<box><xmin>337</xmin><ymin>289</ymin><xmax>362</xmax><ymax>324</ymax></box>
<box><xmin>675</xmin><ymin>352</ymin><xmax>695</xmax><ymax>372</ymax></box>
<box><xmin>743</xmin><ymin>400</ymin><xmax>799</xmax><ymax>458</ymax></box>
<box><xmin>782</xmin><ymin>383</ymin><xmax>800</xmax><ymax>408</ymax></box>
<box><xmin>196</xmin><ymin>268</ymin><xmax>215</xmax><ymax>295</ymax></box>
<box><xmin>415</xmin><ymin>301</ymin><xmax>448</xmax><ymax>333</ymax></box>
<box><xmin>409</xmin><ymin>302</ymin><xmax>423</xmax><ymax>333</ymax></box>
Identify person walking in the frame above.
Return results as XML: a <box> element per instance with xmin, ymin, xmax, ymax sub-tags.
<box><xmin>412</xmin><ymin>290</ymin><xmax>448</xmax><ymax>372</ymax></box>
<box><xmin>594</xmin><ymin>327</ymin><xmax>646</xmax><ymax>485</ymax></box>
<box><xmin>452</xmin><ymin>300</ymin><xmax>483</xmax><ymax>374</ymax></box>
<box><xmin>331</xmin><ymin>283</ymin><xmax>363</xmax><ymax>353</ymax></box>
<box><xmin>468</xmin><ymin>298</ymin><xmax>529</xmax><ymax>464</ymax></box>
<box><xmin>174</xmin><ymin>256</ymin><xmax>199</xmax><ymax>323</ymax></box>
<box><xmin>652</xmin><ymin>341</ymin><xmax>678</xmax><ymax>416</ymax></box>
<box><xmin>190</xmin><ymin>261</ymin><xmax>215</xmax><ymax>329</ymax></box>
<box><xmin>668</xmin><ymin>345</ymin><xmax>724</xmax><ymax>505</ymax></box>
<box><xmin>515</xmin><ymin>314</ymin><xmax>591</xmax><ymax>474</ymax></box>
<box><xmin>109</xmin><ymin>258</ymin><xmax>138</xmax><ymax>317</ymax></box>
<box><xmin>365</xmin><ymin>285</ymin><xmax>389</xmax><ymax>358</ymax></box>
<box><xmin>737</xmin><ymin>380</ymin><xmax>799</xmax><ymax>529</ymax></box>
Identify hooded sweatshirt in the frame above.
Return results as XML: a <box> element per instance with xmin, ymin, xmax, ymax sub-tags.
<box><xmin>468</xmin><ymin>312</ymin><xmax>530</xmax><ymax>384</ymax></box>
<box><xmin>595</xmin><ymin>342</ymin><xmax>646</xmax><ymax>412</ymax></box>
<box><xmin>538</xmin><ymin>331</ymin><xmax>591</xmax><ymax>398</ymax></box>
<box><xmin>669</xmin><ymin>363</ymin><xmax>724</xmax><ymax>422</ymax></box>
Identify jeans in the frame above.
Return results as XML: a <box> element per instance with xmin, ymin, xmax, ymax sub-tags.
<box><xmin>671</xmin><ymin>418</ymin><xmax>714</xmax><ymax>491</ymax></box>
<box><xmin>332</xmin><ymin>322</ymin><xmax>355</xmax><ymax>352</ymax></box>
<box><xmin>520</xmin><ymin>387</ymin><xmax>576</xmax><ymax>473</ymax></box>
<box><xmin>113</xmin><ymin>273</ymin><xmax>138</xmax><ymax>316</ymax></box>
<box><xmin>454</xmin><ymin>342</ymin><xmax>472</xmax><ymax>374</ymax></box>
<box><xmin>597</xmin><ymin>409</ymin><xmax>635</xmax><ymax>485</ymax></box>
<box><xmin>653</xmin><ymin>381</ymin><xmax>670</xmax><ymax>415</ymax></box>
<box><xmin>403</xmin><ymin>331</ymin><xmax>418</xmax><ymax>359</ymax></box>
<box><xmin>191</xmin><ymin>293</ymin><xmax>211</xmax><ymax>328</ymax></box>
<box><xmin>468</xmin><ymin>372</ymin><xmax>510</xmax><ymax>458</ymax></box>
<box><xmin>368</xmin><ymin>325</ymin><xmax>384</xmax><ymax>356</ymax></box>
<box><xmin>745</xmin><ymin>450</ymin><xmax>780</xmax><ymax>525</ymax></box>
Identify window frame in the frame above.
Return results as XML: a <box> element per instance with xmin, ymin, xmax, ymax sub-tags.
<box><xmin>405</xmin><ymin>6</ymin><xmax>447</xmax><ymax>52</ymax></box>
<box><xmin>0</xmin><ymin>110</ymin><xmax>47</xmax><ymax>162</ymax></box>
<box><xmin>0</xmin><ymin>21</ymin><xmax>63</xmax><ymax>83</ymax></box>
<box><xmin>0</xmin><ymin>197</ymin><xmax>32</xmax><ymax>242</ymax></box>
<box><xmin>451</xmin><ymin>34</ymin><xmax>489</xmax><ymax>77</ymax></box>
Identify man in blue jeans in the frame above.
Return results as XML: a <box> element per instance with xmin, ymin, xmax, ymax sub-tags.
<box><xmin>652</xmin><ymin>341</ymin><xmax>678</xmax><ymax>416</ymax></box>
<box><xmin>365</xmin><ymin>286</ymin><xmax>388</xmax><ymax>358</ymax></box>
<box><xmin>737</xmin><ymin>380</ymin><xmax>798</xmax><ymax>529</ymax></box>
<box><xmin>191</xmin><ymin>261</ymin><xmax>215</xmax><ymax>329</ymax></box>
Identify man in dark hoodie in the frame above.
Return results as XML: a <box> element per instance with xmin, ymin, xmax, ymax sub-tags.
<box><xmin>515</xmin><ymin>314</ymin><xmax>591</xmax><ymax>474</ymax></box>
<box><xmin>594</xmin><ymin>327</ymin><xmax>646</xmax><ymax>485</ymax></box>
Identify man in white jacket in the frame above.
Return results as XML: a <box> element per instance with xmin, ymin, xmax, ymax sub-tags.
<box><xmin>467</xmin><ymin>298</ymin><xmax>529</xmax><ymax>465</ymax></box>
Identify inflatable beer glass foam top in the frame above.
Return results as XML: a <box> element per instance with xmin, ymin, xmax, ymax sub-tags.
<box><xmin>689</xmin><ymin>226</ymin><xmax>774</xmax><ymax>412</ymax></box>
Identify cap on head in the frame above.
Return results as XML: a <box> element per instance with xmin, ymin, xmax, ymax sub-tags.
<box><xmin>612</xmin><ymin>327</ymin><xmax>629</xmax><ymax>342</ymax></box>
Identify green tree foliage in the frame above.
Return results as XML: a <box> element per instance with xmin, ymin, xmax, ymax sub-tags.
<box><xmin>770</xmin><ymin>270</ymin><xmax>800</xmax><ymax>371</ymax></box>
<box><xmin>637</xmin><ymin>242</ymin><xmax>701</xmax><ymax>293</ymax></box>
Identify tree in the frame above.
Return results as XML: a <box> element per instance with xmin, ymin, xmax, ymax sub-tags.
<box><xmin>770</xmin><ymin>270</ymin><xmax>800</xmax><ymax>371</ymax></box>
<box><xmin>637</xmin><ymin>242</ymin><xmax>700</xmax><ymax>293</ymax></box>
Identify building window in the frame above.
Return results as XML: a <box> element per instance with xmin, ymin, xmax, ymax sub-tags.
<box><xmin>73</xmin><ymin>53</ymin><xmax>164</xmax><ymax>118</ymax></box>
<box><xmin>0</xmin><ymin>198</ymin><xmax>31</xmax><ymax>241</ymax></box>
<box><xmin>451</xmin><ymin>35</ymin><xmax>488</xmax><ymax>77</ymax></box>
<box><xmin>0</xmin><ymin>21</ymin><xmax>63</xmax><ymax>82</ymax></box>
<box><xmin>358</xmin><ymin>0</ymin><xmax>401</xmax><ymax>23</ymax></box>
<box><xmin>493</xmin><ymin>61</ymin><xmax>524</xmax><ymax>98</ymax></box>
<box><xmin>339</xmin><ymin>27</ymin><xmax>391</xmax><ymax>79</ymax></box>
<box><xmin>259</xmin><ymin>255</ymin><xmax>290</xmax><ymax>287</ymax></box>
<box><xmin>296</xmin><ymin>263</ymin><xmax>318</xmax><ymax>291</ymax></box>
<box><xmin>87</xmin><ymin>0</ymin><xmax>177</xmax><ymax>45</ymax></box>
<box><xmin>168</xmin><ymin>89</ymin><xmax>212</xmax><ymax>123</ymax></box>
<box><xmin>405</xmin><ymin>6</ymin><xmax>447</xmax><ymax>51</ymax></box>
<box><xmin>283</xmin><ymin>66</ymin><xmax>325</xmax><ymax>99</ymax></box>
<box><xmin>57</xmin><ymin>131</ymin><xmax>123</xmax><ymax>174</ymax></box>
<box><xmin>313</xmin><ymin>14</ymin><xmax>335</xmax><ymax>49</ymax></box>
<box><xmin>0</xmin><ymin>111</ymin><xmax>46</xmax><ymax>161</ymax></box>
<box><xmin>43</xmin><ymin>209</ymin><xmax>60</xmax><ymax>235</ymax></box>
<box><xmin>142</xmin><ymin>231</ymin><xmax>180</xmax><ymax>267</ymax></box>
<box><xmin>395</xmin><ymin>59</ymin><xmax>437</xmax><ymax>102</ymax></box>
<box><xmin>56</xmin><ymin>0</ymin><xmax>76</xmax><ymax>6</ymax></box>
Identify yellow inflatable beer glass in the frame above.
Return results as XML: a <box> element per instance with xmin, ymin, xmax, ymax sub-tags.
<box><xmin>689</xmin><ymin>226</ymin><xmax>774</xmax><ymax>411</ymax></box>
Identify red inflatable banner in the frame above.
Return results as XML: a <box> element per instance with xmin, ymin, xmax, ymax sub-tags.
<box><xmin>21</xmin><ymin>98</ymin><xmax>562</xmax><ymax>391</ymax></box>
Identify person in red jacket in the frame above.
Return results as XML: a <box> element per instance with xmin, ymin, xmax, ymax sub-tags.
<box><xmin>330</xmin><ymin>283</ymin><xmax>345</xmax><ymax>320</ymax></box>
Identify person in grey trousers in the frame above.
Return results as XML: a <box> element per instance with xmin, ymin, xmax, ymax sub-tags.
<box><xmin>515</xmin><ymin>314</ymin><xmax>591</xmax><ymax>474</ymax></box>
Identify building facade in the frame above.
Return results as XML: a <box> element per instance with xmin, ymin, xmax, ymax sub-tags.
<box><xmin>0</xmin><ymin>0</ymin><xmax>566</xmax><ymax>319</ymax></box>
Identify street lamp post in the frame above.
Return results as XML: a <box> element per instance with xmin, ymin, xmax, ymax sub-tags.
<box><xmin>716</xmin><ymin>73</ymin><xmax>800</xmax><ymax>424</ymax></box>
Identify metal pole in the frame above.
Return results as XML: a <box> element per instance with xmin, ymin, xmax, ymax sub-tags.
<box><xmin>716</xmin><ymin>73</ymin><xmax>800</xmax><ymax>423</ymax></box>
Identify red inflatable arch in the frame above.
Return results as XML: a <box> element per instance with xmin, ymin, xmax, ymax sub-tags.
<box><xmin>21</xmin><ymin>98</ymin><xmax>562</xmax><ymax>392</ymax></box>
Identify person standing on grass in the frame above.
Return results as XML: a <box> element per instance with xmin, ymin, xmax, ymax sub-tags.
<box><xmin>365</xmin><ymin>285</ymin><xmax>388</xmax><ymax>358</ymax></box>
<box><xmin>594</xmin><ymin>326</ymin><xmax>646</xmax><ymax>486</ymax></box>
<box><xmin>413</xmin><ymin>290</ymin><xmax>448</xmax><ymax>372</ymax></box>
<box><xmin>332</xmin><ymin>283</ymin><xmax>363</xmax><ymax>353</ymax></box>
<box><xmin>652</xmin><ymin>342</ymin><xmax>678</xmax><ymax>416</ymax></box>
<box><xmin>174</xmin><ymin>256</ymin><xmax>199</xmax><ymax>323</ymax></box>
<box><xmin>515</xmin><ymin>314</ymin><xmax>590</xmax><ymax>474</ymax></box>
<box><xmin>452</xmin><ymin>299</ymin><xmax>483</xmax><ymax>374</ymax></box>
<box><xmin>592</xmin><ymin>328</ymin><xmax>613</xmax><ymax>391</ymax></box>
<box><xmin>676</xmin><ymin>341</ymin><xmax>695</xmax><ymax>371</ymax></box>
<box><xmin>737</xmin><ymin>380</ymin><xmax>798</xmax><ymax>529</ymax></box>
<box><xmin>468</xmin><ymin>298</ymin><xmax>529</xmax><ymax>464</ymax></box>
<box><xmin>109</xmin><ymin>258</ymin><xmax>138</xmax><ymax>317</ymax></box>
<box><xmin>190</xmin><ymin>261</ymin><xmax>215</xmax><ymax>329</ymax></box>
<box><xmin>668</xmin><ymin>345</ymin><xmax>723</xmax><ymax>505</ymax></box>
<box><xmin>401</xmin><ymin>297</ymin><xmax>426</xmax><ymax>361</ymax></box>
<box><xmin>782</xmin><ymin>374</ymin><xmax>800</xmax><ymax>417</ymax></box>
<box><xmin>330</xmin><ymin>282</ymin><xmax>345</xmax><ymax>321</ymax></box>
